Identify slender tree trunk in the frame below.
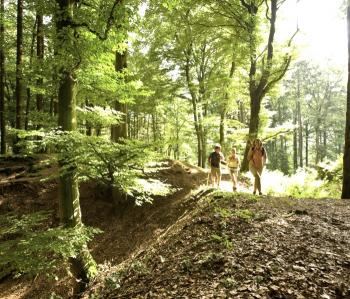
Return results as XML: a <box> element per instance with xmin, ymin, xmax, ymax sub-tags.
<box><xmin>293</xmin><ymin>104</ymin><xmax>298</xmax><ymax>170</ymax></box>
<box><xmin>14</xmin><ymin>0</ymin><xmax>24</xmax><ymax>152</ymax></box>
<box><xmin>241</xmin><ymin>93</ymin><xmax>261</xmax><ymax>171</ymax></box>
<box><xmin>25</xmin><ymin>19</ymin><xmax>37</xmax><ymax>131</ymax></box>
<box><xmin>238</xmin><ymin>100</ymin><xmax>245</xmax><ymax>124</ymax></box>
<box><xmin>24</xmin><ymin>88</ymin><xmax>30</xmax><ymax>130</ymax></box>
<box><xmin>323</xmin><ymin>131</ymin><xmax>327</xmax><ymax>161</ymax></box>
<box><xmin>111</xmin><ymin>51</ymin><xmax>128</xmax><ymax>141</ymax></box>
<box><xmin>342</xmin><ymin>3</ymin><xmax>350</xmax><ymax>199</ymax></box>
<box><xmin>219</xmin><ymin>59</ymin><xmax>236</xmax><ymax>146</ymax></box>
<box><xmin>305</xmin><ymin>122</ymin><xmax>309</xmax><ymax>167</ymax></box>
<box><xmin>219</xmin><ymin>110</ymin><xmax>225</xmax><ymax>146</ymax></box>
<box><xmin>315</xmin><ymin>127</ymin><xmax>320</xmax><ymax>164</ymax></box>
<box><xmin>185</xmin><ymin>51</ymin><xmax>203</xmax><ymax>167</ymax></box>
<box><xmin>298</xmin><ymin>100</ymin><xmax>303</xmax><ymax>167</ymax></box>
<box><xmin>55</xmin><ymin>0</ymin><xmax>96</xmax><ymax>291</ymax></box>
<box><xmin>36</xmin><ymin>14</ymin><xmax>44</xmax><ymax>112</ymax></box>
<box><xmin>16</xmin><ymin>0</ymin><xmax>23</xmax><ymax>130</ymax></box>
<box><xmin>0</xmin><ymin>0</ymin><xmax>5</xmax><ymax>154</ymax></box>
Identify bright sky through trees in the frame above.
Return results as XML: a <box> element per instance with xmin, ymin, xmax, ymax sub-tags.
<box><xmin>279</xmin><ymin>0</ymin><xmax>346</xmax><ymax>68</ymax></box>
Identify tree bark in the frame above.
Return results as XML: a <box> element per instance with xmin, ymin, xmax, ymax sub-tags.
<box><xmin>25</xmin><ymin>19</ymin><xmax>38</xmax><ymax>130</ymax></box>
<box><xmin>323</xmin><ymin>131</ymin><xmax>327</xmax><ymax>161</ymax></box>
<box><xmin>111</xmin><ymin>50</ymin><xmax>128</xmax><ymax>141</ymax></box>
<box><xmin>297</xmin><ymin>100</ymin><xmax>303</xmax><ymax>167</ymax></box>
<box><xmin>15</xmin><ymin>0</ymin><xmax>23</xmax><ymax>131</ymax></box>
<box><xmin>240</xmin><ymin>0</ymin><xmax>293</xmax><ymax>171</ymax></box>
<box><xmin>55</xmin><ymin>0</ymin><xmax>96</xmax><ymax>290</ymax></box>
<box><xmin>36</xmin><ymin>14</ymin><xmax>44</xmax><ymax>112</ymax></box>
<box><xmin>293</xmin><ymin>103</ymin><xmax>298</xmax><ymax>170</ymax></box>
<box><xmin>219</xmin><ymin>59</ymin><xmax>236</xmax><ymax>146</ymax></box>
<box><xmin>0</xmin><ymin>0</ymin><xmax>5</xmax><ymax>154</ymax></box>
<box><xmin>305</xmin><ymin>122</ymin><xmax>309</xmax><ymax>167</ymax></box>
<box><xmin>14</xmin><ymin>0</ymin><xmax>24</xmax><ymax>152</ymax></box>
<box><xmin>315</xmin><ymin>127</ymin><xmax>320</xmax><ymax>165</ymax></box>
<box><xmin>342</xmin><ymin>3</ymin><xmax>350</xmax><ymax>199</ymax></box>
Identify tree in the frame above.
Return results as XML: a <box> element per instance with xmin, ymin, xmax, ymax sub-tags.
<box><xmin>240</xmin><ymin>0</ymin><xmax>297</xmax><ymax>171</ymax></box>
<box><xmin>0</xmin><ymin>0</ymin><xmax>5</xmax><ymax>154</ymax></box>
<box><xmin>36</xmin><ymin>11</ymin><xmax>44</xmax><ymax>113</ymax></box>
<box><xmin>15</xmin><ymin>0</ymin><xmax>24</xmax><ymax>150</ymax></box>
<box><xmin>342</xmin><ymin>2</ymin><xmax>350</xmax><ymax>199</ymax></box>
<box><xmin>55</xmin><ymin>0</ymin><xmax>97</xmax><ymax>290</ymax></box>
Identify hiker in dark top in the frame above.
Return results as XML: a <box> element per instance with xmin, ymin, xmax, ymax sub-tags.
<box><xmin>208</xmin><ymin>144</ymin><xmax>225</xmax><ymax>188</ymax></box>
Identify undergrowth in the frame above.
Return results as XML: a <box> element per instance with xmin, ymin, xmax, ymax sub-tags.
<box><xmin>243</xmin><ymin>158</ymin><xmax>342</xmax><ymax>198</ymax></box>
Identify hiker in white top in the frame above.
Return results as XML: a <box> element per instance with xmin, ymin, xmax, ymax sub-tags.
<box><xmin>227</xmin><ymin>147</ymin><xmax>240</xmax><ymax>191</ymax></box>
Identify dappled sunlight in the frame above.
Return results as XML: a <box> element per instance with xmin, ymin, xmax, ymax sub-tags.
<box><xmin>134</xmin><ymin>178</ymin><xmax>176</xmax><ymax>197</ymax></box>
<box><xmin>262</xmin><ymin>169</ymin><xmax>331</xmax><ymax>198</ymax></box>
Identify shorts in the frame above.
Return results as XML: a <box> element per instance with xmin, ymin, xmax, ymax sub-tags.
<box><xmin>210</xmin><ymin>167</ymin><xmax>221</xmax><ymax>177</ymax></box>
<box><xmin>229</xmin><ymin>168</ymin><xmax>238</xmax><ymax>176</ymax></box>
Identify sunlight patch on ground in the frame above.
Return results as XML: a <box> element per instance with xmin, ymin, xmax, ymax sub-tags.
<box><xmin>134</xmin><ymin>178</ymin><xmax>176</xmax><ymax>197</ymax></box>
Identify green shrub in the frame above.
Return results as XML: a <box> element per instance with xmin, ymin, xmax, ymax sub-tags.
<box><xmin>0</xmin><ymin>212</ymin><xmax>101</xmax><ymax>279</ymax></box>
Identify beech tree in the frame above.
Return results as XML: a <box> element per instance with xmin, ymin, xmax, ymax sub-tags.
<box><xmin>0</xmin><ymin>0</ymin><xmax>5</xmax><ymax>154</ymax></box>
<box><xmin>342</xmin><ymin>1</ymin><xmax>350</xmax><ymax>199</ymax></box>
<box><xmin>240</xmin><ymin>0</ymin><xmax>297</xmax><ymax>171</ymax></box>
<box><xmin>14</xmin><ymin>0</ymin><xmax>24</xmax><ymax>151</ymax></box>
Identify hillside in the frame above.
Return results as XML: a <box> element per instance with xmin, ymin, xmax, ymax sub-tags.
<box><xmin>86</xmin><ymin>192</ymin><xmax>350</xmax><ymax>299</ymax></box>
<box><xmin>0</xmin><ymin>157</ymin><xmax>207</xmax><ymax>298</ymax></box>
<box><xmin>1</xmin><ymin>157</ymin><xmax>350</xmax><ymax>299</ymax></box>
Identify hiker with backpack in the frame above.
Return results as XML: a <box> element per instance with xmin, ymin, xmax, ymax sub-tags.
<box><xmin>208</xmin><ymin>144</ymin><xmax>225</xmax><ymax>188</ymax></box>
<box><xmin>247</xmin><ymin>138</ymin><xmax>267</xmax><ymax>195</ymax></box>
<box><xmin>227</xmin><ymin>147</ymin><xmax>240</xmax><ymax>191</ymax></box>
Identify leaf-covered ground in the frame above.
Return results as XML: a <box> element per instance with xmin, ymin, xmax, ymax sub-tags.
<box><xmin>1</xmin><ymin>157</ymin><xmax>350</xmax><ymax>298</ymax></box>
<box><xmin>89</xmin><ymin>192</ymin><xmax>350</xmax><ymax>299</ymax></box>
<box><xmin>0</xmin><ymin>158</ymin><xmax>207</xmax><ymax>298</ymax></box>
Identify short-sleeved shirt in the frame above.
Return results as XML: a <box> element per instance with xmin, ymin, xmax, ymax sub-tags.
<box><xmin>228</xmin><ymin>155</ymin><xmax>240</xmax><ymax>169</ymax></box>
<box><xmin>209</xmin><ymin>151</ymin><xmax>224</xmax><ymax>168</ymax></box>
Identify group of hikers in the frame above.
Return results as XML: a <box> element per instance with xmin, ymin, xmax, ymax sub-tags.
<box><xmin>208</xmin><ymin>139</ymin><xmax>267</xmax><ymax>195</ymax></box>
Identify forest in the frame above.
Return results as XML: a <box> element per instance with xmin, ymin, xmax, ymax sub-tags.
<box><xmin>0</xmin><ymin>0</ymin><xmax>350</xmax><ymax>298</ymax></box>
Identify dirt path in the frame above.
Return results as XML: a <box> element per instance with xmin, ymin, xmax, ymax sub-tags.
<box><xmin>97</xmin><ymin>192</ymin><xmax>350</xmax><ymax>299</ymax></box>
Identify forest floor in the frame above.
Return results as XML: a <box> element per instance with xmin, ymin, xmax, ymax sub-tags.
<box><xmin>1</xmin><ymin>157</ymin><xmax>350</xmax><ymax>299</ymax></box>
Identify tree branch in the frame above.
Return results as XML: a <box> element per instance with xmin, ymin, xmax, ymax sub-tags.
<box><xmin>72</xmin><ymin>0</ymin><xmax>123</xmax><ymax>40</ymax></box>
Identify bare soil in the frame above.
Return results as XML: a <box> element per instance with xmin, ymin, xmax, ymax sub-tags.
<box><xmin>88</xmin><ymin>194</ymin><xmax>350</xmax><ymax>299</ymax></box>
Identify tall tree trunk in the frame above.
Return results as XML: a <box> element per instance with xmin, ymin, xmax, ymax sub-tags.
<box><xmin>238</xmin><ymin>100</ymin><xmax>245</xmax><ymax>124</ymax></box>
<box><xmin>36</xmin><ymin>14</ymin><xmax>44</xmax><ymax>112</ymax></box>
<box><xmin>305</xmin><ymin>122</ymin><xmax>309</xmax><ymax>167</ymax></box>
<box><xmin>14</xmin><ymin>0</ymin><xmax>24</xmax><ymax>152</ymax></box>
<box><xmin>219</xmin><ymin>110</ymin><xmax>225</xmax><ymax>146</ymax></box>
<box><xmin>315</xmin><ymin>127</ymin><xmax>320</xmax><ymax>164</ymax></box>
<box><xmin>0</xmin><ymin>0</ymin><xmax>5</xmax><ymax>154</ymax></box>
<box><xmin>241</xmin><ymin>93</ymin><xmax>261</xmax><ymax>171</ymax></box>
<box><xmin>185</xmin><ymin>49</ymin><xmax>203</xmax><ymax>167</ymax></box>
<box><xmin>55</xmin><ymin>0</ymin><xmax>96</xmax><ymax>291</ymax></box>
<box><xmin>293</xmin><ymin>103</ymin><xmax>298</xmax><ymax>170</ymax></box>
<box><xmin>323</xmin><ymin>131</ymin><xmax>327</xmax><ymax>161</ymax></box>
<box><xmin>25</xmin><ymin>18</ymin><xmax>37</xmax><ymax>130</ymax></box>
<box><xmin>342</xmin><ymin>3</ymin><xmax>350</xmax><ymax>199</ymax></box>
<box><xmin>24</xmin><ymin>88</ymin><xmax>31</xmax><ymax>130</ymax></box>
<box><xmin>219</xmin><ymin>59</ymin><xmax>236</xmax><ymax>146</ymax></box>
<box><xmin>111</xmin><ymin>51</ymin><xmax>128</xmax><ymax>141</ymax></box>
<box><xmin>240</xmin><ymin>0</ymin><xmax>293</xmax><ymax>171</ymax></box>
<box><xmin>297</xmin><ymin>100</ymin><xmax>303</xmax><ymax>167</ymax></box>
